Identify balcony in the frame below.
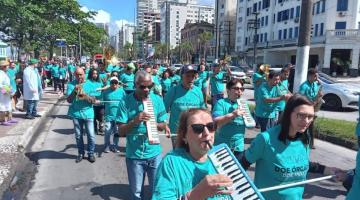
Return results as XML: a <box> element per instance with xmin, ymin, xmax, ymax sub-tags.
<box><xmin>246</xmin><ymin>36</ymin><xmax>326</xmax><ymax>50</ymax></box>
<box><xmin>326</xmin><ymin>29</ymin><xmax>360</xmax><ymax>43</ymax></box>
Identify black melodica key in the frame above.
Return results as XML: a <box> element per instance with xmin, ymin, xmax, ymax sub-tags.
<box><xmin>238</xmin><ymin>185</ymin><xmax>252</xmax><ymax>194</ymax></box>
<box><xmin>236</xmin><ymin>181</ymin><xmax>248</xmax><ymax>190</ymax></box>
<box><xmin>216</xmin><ymin>151</ymin><xmax>227</xmax><ymax>159</ymax></box>
<box><xmin>223</xmin><ymin>162</ymin><xmax>236</xmax><ymax>171</ymax></box>
<box><xmin>230</xmin><ymin>172</ymin><xmax>242</xmax><ymax>180</ymax></box>
<box><xmin>221</xmin><ymin>160</ymin><xmax>235</xmax><ymax>168</ymax></box>
<box><xmin>227</xmin><ymin>169</ymin><xmax>238</xmax><ymax>176</ymax></box>
<box><xmin>244</xmin><ymin>192</ymin><xmax>259</xmax><ymax>200</ymax></box>
<box><xmin>218</xmin><ymin>154</ymin><xmax>230</xmax><ymax>162</ymax></box>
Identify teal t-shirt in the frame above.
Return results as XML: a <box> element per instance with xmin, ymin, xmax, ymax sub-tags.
<box><xmin>245</xmin><ymin>125</ymin><xmax>310</xmax><ymax>200</ymax></box>
<box><xmin>106</xmin><ymin>64</ymin><xmax>113</xmax><ymax>73</ymax></box>
<box><xmin>116</xmin><ymin>93</ymin><xmax>167</xmax><ymax>159</ymax></box>
<box><xmin>164</xmin><ymin>85</ymin><xmax>205</xmax><ymax>134</ymax></box>
<box><xmin>6</xmin><ymin>67</ymin><xmax>17</xmax><ymax>94</ymax></box>
<box><xmin>356</xmin><ymin>96</ymin><xmax>360</xmax><ymax>136</ymax></box>
<box><xmin>102</xmin><ymin>87</ymin><xmax>126</xmax><ymax>122</ymax></box>
<box><xmin>59</xmin><ymin>68</ymin><xmax>67</xmax><ymax>79</ymax></box>
<box><xmin>346</xmin><ymin>149</ymin><xmax>360</xmax><ymax>200</ymax></box>
<box><xmin>51</xmin><ymin>65</ymin><xmax>60</xmax><ymax>78</ymax></box>
<box><xmin>170</xmin><ymin>74</ymin><xmax>181</xmax><ymax>87</ymax></box>
<box><xmin>120</xmin><ymin>72</ymin><xmax>135</xmax><ymax>91</ymax></box>
<box><xmin>212</xmin><ymin>98</ymin><xmax>246</xmax><ymax>152</ymax></box>
<box><xmin>210</xmin><ymin>71</ymin><xmax>225</xmax><ymax>95</ymax></box>
<box><xmin>99</xmin><ymin>71</ymin><xmax>108</xmax><ymax>83</ymax></box>
<box><xmin>44</xmin><ymin>64</ymin><xmax>52</xmax><ymax>71</ymax></box>
<box><xmin>152</xmin><ymin>148</ymin><xmax>231</xmax><ymax>200</ymax></box>
<box><xmin>161</xmin><ymin>78</ymin><xmax>172</xmax><ymax>92</ymax></box>
<box><xmin>277</xmin><ymin>79</ymin><xmax>289</xmax><ymax>111</ymax></box>
<box><xmin>194</xmin><ymin>71</ymin><xmax>209</xmax><ymax>89</ymax></box>
<box><xmin>66</xmin><ymin>80</ymin><xmax>95</xmax><ymax>119</ymax></box>
<box><xmin>255</xmin><ymin>82</ymin><xmax>279</xmax><ymax>118</ymax></box>
<box><xmin>299</xmin><ymin>80</ymin><xmax>320</xmax><ymax>102</ymax></box>
<box><xmin>253</xmin><ymin>72</ymin><xmax>266</xmax><ymax>101</ymax></box>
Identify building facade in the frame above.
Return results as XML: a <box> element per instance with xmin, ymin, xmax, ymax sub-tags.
<box><xmin>119</xmin><ymin>24</ymin><xmax>135</xmax><ymax>49</ymax></box>
<box><xmin>160</xmin><ymin>0</ymin><xmax>215</xmax><ymax>48</ymax></box>
<box><xmin>215</xmin><ymin>0</ymin><xmax>237</xmax><ymax>59</ymax></box>
<box><xmin>236</xmin><ymin>0</ymin><xmax>360</xmax><ymax>76</ymax></box>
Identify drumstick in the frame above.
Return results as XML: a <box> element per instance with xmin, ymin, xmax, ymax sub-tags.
<box><xmin>258</xmin><ymin>175</ymin><xmax>334</xmax><ymax>193</ymax></box>
<box><xmin>99</xmin><ymin>100</ymin><xmax>121</xmax><ymax>103</ymax></box>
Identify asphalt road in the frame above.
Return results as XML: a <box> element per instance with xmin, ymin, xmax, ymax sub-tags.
<box><xmin>242</xmin><ymin>84</ymin><xmax>358</xmax><ymax>122</ymax></box>
<box><xmin>22</xmin><ymin>101</ymin><xmax>355</xmax><ymax>200</ymax></box>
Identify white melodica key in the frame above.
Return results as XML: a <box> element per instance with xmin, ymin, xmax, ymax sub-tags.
<box><xmin>236</xmin><ymin>99</ymin><xmax>256</xmax><ymax>128</ymax></box>
<box><xmin>143</xmin><ymin>99</ymin><xmax>160</xmax><ymax>144</ymax></box>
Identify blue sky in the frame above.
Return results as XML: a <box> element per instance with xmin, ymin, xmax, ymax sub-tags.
<box><xmin>78</xmin><ymin>0</ymin><xmax>215</xmax><ymax>34</ymax></box>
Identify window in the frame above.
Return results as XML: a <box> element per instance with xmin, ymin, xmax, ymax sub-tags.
<box><xmin>278</xmin><ymin>30</ymin><xmax>282</xmax><ymax>40</ymax></box>
<box><xmin>245</xmin><ymin>37</ymin><xmax>248</xmax><ymax>45</ymax></box>
<box><xmin>261</xmin><ymin>17</ymin><xmax>264</xmax><ymax>26</ymax></box>
<box><xmin>221</xmin><ymin>4</ymin><xmax>224</xmax><ymax>9</ymax></box>
<box><xmin>296</xmin><ymin>6</ymin><xmax>301</xmax><ymax>18</ymax></box>
<box><xmin>258</xmin><ymin>1</ymin><xmax>262</xmax><ymax>11</ymax></box>
<box><xmin>294</xmin><ymin>27</ymin><xmax>299</xmax><ymax>38</ymax></box>
<box><xmin>335</xmin><ymin>21</ymin><xmax>346</xmax><ymax>29</ymax></box>
<box><xmin>320</xmin><ymin>23</ymin><xmax>324</xmax><ymax>35</ymax></box>
<box><xmin>283</xmin><ymin>29</ymin><xmax>287</xmax><ymax>39</ymax></box>
<box><xmin>253</xmin><ymin>3</ymin><xmax>257</xmax><ymax>12</ymax></box>
<box><xmin>273</xmin><ymin>14</ymin><xmax>276</xmax><ymax>24</ymax></box>
<box><xmin>289</xmin><ymin>28</ymin><xmax>293</xmax><ymax>38</ymax></box>
<box><xmin>277</xmin><ymin>12</ymin><xmax>282</xmax><ymax>22</ymax></box>
<box><xmin>265</xmin><ymin>16</ymin><xmax>268</xmax><ymax>25</ymax></box>
<box><xmin>322</xmin><ymin>0</ymin><xmax>326</xmax><ymax>12</ymax></box>
<box><xmin>247</xmin><ymin>7</ymin><xmax>250</xmax><ymax>16</ymax></box>
<box><xmin>290</xmin><ymin>8</ymin><xmax>294</xmax><ymax>19</ymax></box>
<box><xmin>315</xmin><ymin>24</ymin><xmax>318</xmax><ymax>36</ymax></box>
<box><xmin>316</xmin><ymin>2</ymin><xmax>321</xmax><ymax>14</ymax></box>
<box><xmin>263</xmin><ymin>0</ymin><xmax>270</xmax><ymax>9</ymax></box>
<box><xmin>337</xmin><ymin>0</ymin><xmax>348</xmax><ymax>11</ymax></box>
<box><xmin>264</xmin><ymin>33</ymin><xmax>268</xmax><ymax>42</ymax></box>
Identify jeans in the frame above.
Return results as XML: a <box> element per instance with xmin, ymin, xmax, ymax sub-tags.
<box><xmin>26</xmin><ymin>100</ymin><xmax>38</xmax><ymax>116</ymax></box>
<box><xmin>104</xmin><ymin>121</ymin><xmax>119</xmax><ymax>150</ymax></box>
<box><xmin>126</xmin><ymin>154</ymin><xmax>162</xmax><ymax>200</ymax></box>
<box><xmin>53</xmin><ymin>77</ymin><xmax>60</xmax><ymax>91</ymax></box>
<box><xmin>257</xmin><ymin>116</ymin><xmax>276</xmax><ymax>132</ymax></box>
<box><xmin>73</xmin><ymin>118</ymin><xmax>96</xmax><ymax>156</ymax></box>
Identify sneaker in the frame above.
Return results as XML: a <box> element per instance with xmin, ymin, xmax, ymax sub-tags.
<box><xmin>8</xmin><ymin>119</ymin><xmax>18</xmax><ymax>124</ymax></box>
<box><xmin>25</xmin><ymin>115</ymin><xmax>35</xmax><ymax>119</ymax></box>
<box><xmin>103</xmin><ymin>148</ymin><xmax>110</xmax><ymax>153</ymax></box>
<box><xmin>111</xmin><ymin>147</ymin><xmax>120</xmax><ymax>153</ymax></box>
<box><xmin>88</xmin><ymin>155</ymin><xmax>96</xmax><ymax>163</ymax></box>
<box><xmin>1</xmin><ymin>121</ymin><xmax>12</xmax><ymax>126</ymax></box>
<box><xmin>33</xmin><ymin>114</ymin><xmax>42</xmax><ymax>117</ymax></box>
<box><xmin>75</xmin><ymin>154</ymin><xmax>84</xmax><ymax>163</ymax></box>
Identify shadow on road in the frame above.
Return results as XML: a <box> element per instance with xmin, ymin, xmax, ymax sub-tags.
<box><xmin>90</xmin><ymin>184</ymin><xmax>151</xmax><ymax>200</ymax></box>
<box><xmin>25</xmin><ymin>150</ymin><xmax>77</xmax><ymax>165</ymax></box>
<box><xmin>303</xmin><ymin>183</ymin><xmax>347</xmax><ymax>199</ymax></box>
<box><xmin>53</xmin><ymin>128</ymin><xmax>73</xmax><ymax>135</ymax></box>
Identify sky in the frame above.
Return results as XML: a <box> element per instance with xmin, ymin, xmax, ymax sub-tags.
<box><xmin>78</xmin><ymin>0</ymin><xmax>215</xmax><ymax>35</ymax></box>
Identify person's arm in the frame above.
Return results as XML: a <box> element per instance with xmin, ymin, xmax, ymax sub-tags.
<box><xmin>309</xmin><ymin>162</ymin><xmax>342</xmax><ymax>176</ymax></box>
<box><xmin>212</xmin><ymin>101</ymin><xmax>245</xmax><ymax>128</ymax></box>
<box><xmin>263</xmin><ymin>95</ymin><xmax>285</xmax><ymax>103</ymax></box>
<box><xmin>240</xmin><ymin>132</ymin><xmax>267</xmax><ymax>170</ymax></box>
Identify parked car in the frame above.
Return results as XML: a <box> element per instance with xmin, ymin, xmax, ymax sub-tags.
<box><xmin>238</xmin><ymin>64</ymin><xmax>254</xmax><ymax>79</ymax></box>
<box><xmin>228</xmin><ymin>66</ymin><xmax>249</xmax><ymax>82</ymax></box>
<box><xmin>318</xmin><ymin>72</ymin><xmax>360</xmax><ymax>110</ymax></box>
<box><xmin>170</xmin><ymin>64</ymin><xmax>183</xmax><ymax>72</ymax></box>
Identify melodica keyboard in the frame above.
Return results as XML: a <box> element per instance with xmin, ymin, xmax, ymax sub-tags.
<box><xmin>208</xmin><ymin>143</ymin><xmax>264</xmax><ymax>200</ymax></box>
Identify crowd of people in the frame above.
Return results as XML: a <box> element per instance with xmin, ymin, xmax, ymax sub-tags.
<box><xmin>0</xmin><ymin>56</ymin><xmax>359</xmax><ymax>200</ymax></box>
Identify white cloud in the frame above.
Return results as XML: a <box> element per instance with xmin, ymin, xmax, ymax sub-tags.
<box><xmin>81</xmin><ymin>6</ymin><xmax>111</xmax><ymax>24</ymax></box>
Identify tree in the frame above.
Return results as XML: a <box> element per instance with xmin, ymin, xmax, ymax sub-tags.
<box><xmin>199</xmin><ymin>31</ymin><xmax>213</xmax><ymax>59</ymax></box>
<box><xmin>180</xmin><ymin>42</ymin><xmax>193</xmax><ymax>64</ymax></box>
<box><xmin>154</xmin><ymin>43</ymin><xmax>167</xmax><ymax>62</ymax></box>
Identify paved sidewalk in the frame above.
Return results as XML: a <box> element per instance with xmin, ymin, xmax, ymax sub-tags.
<box><xmin>0</xmin><ymin>87</ymin><xmax>62</xmax><ymax>194</ymax></box>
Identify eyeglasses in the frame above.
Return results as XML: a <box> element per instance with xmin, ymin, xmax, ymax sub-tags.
<box><xmin>110</xmin><ymin>81</ymin><xmax>119</xmax><ymax>85</ymax></box>
<box><xmin>296</xmin><ymin>113</ymin><xmax>315</xmax><ymax>121</ymax></box>
<box><xmin>190</xmin><ymin>122</ymin><xmax>217</xmax><ymax>134</ymax></box>
<box><xmin>139</xmin><ymin>84</ymin><xmax>154</xmax><ymax>90</ymax></box>
<box><xmin>231</xmin><ymin>87</ymin><xmax>245</xmax><ymax>91</ymax></box>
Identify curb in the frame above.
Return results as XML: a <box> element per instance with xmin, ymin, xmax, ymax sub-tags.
<box><xmin>316</xmin><ymin>132</ymin><xmax>358</xmax><ymax>151</ymax></box>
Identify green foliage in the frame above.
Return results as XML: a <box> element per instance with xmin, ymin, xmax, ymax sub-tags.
<box><xmin>180</xmin><ymin>41</ymin><xmax>193</xmax><ymax>64</ymax></box>
<box><xmin>199</xmin><ymin>31</ymin><xmax>213</xmax><ymax>58</ymax></box>
<box><xmin>315</xmin><ymin>117</ymin><xmax>357</xmax><ymax>143</ymax></box>
<box><xmin>0</xmin><ymin>0</ymin><xmax>107</xmax><ymax>59</ymax></box>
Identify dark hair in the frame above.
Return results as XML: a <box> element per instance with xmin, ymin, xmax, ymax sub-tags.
<box><xmin>283</xmin><ymin>63</ymin><xmax>293</xmax><ymax>69</ymax></box>
<box><xmin>111</xmin><ymin>71</ymin><xmax>118</xmax><ymax>77</ymax></box>
<box><xmin>175</xmin><ymin>108</ymin><xmax>212</xmax><ymax>150</ymax></box>
<box><xmin>268</xmin><ymin>70</ymin><xmax>280</xmax><ymax>79</ymax></box>
<box><xmin>226</xmin><ymin>78</ymin><xmax>244</xmax><ymax>90</ymax></box>
<box><xmin>162</xmin><ymin>69</ymin><xmax>171</xmax><ymax>79</ymax></box>
<box><xmin>278</xmin><ymin>94</ymin><xmax>314</xmax><ymax>145</ymax></box>
<box><xmin>307</xmin><ymin>68</ymin><xmax>318</xmax><ymax>76</ymax></box>
<box><xmin>88</xmin><ymin>68</ymin><xmax>100</xmax><ymax>82</ymax></box>
<box><xmin>281</xmin><ymin>67</ymin><xmax>290</xmax><ymax>73</ymax></box>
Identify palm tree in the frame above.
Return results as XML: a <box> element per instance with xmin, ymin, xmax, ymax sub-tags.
<box><xmin>180</xmin><ymin>41</ymin><xmax>193</xmax><ymax>64</ymax></box>
<box><xmin>199</xmin><ymin>31</ymin><xmax>213</xmax><ymax>59</ymax></box>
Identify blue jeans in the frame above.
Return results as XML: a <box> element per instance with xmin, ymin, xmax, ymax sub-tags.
<box><xmin>257</xmin><ymin>116</ymin><xmax>276</xmax><ymax>132</ymax></box>
<box><xmin>72</xmin><ymin>118</ymin><xmax>96</xmax><ymax>156</ymax></box>
<box><xmin>26</xmin><ymin>100</ymin><xmax>38</xmax><ymax>116</ymax></box>
<box><xmin>104</xmin><ymin>121</ymin><xmax>119</xmax><ymax>150</ymax></box>
<box><xmin>126</xmin><ymin>154</ymin><xmax>162</xmax><ymax>200</ymax></box>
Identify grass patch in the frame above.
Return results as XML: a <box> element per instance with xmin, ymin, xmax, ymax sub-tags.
<box><xmin>314</xmin><ymin>117</ymin><xmax>357</xmax><ymax>143</ymax></box>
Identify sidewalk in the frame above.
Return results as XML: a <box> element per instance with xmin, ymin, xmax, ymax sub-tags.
<box><xmin>335</xmin><ymin>76</ymin><xmax>360</xmax><ymax>82</ymax></box>
<box><xmin>0</xmin><ymin>87</ymin><xmax>62</xmax><ymax>195</ymax></box>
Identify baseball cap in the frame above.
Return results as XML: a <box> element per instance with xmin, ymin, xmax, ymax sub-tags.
<box><xmin>180</xmin><ymin>65</ymin><xmax>196</xmax><ymax>75</ymax></box>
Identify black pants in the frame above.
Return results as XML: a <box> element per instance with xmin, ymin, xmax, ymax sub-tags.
<box><xmin>53</xmin><ymin>77</ymin><xmax>60</xmax><ymax>91</ymax></box>
<box><xmin>59</xmin><ymin>79</ymin><xmax>66</xmax><ymax>93</ymax></box>
<box><xmin>308</xmin><ymin>121</ymin><xmax>315</xmax><ymax>148</ymax></box>
<box><xmin>94</xmin><ymin>105</ymin><xmax>105</xmax><ymax>134</ymax></box>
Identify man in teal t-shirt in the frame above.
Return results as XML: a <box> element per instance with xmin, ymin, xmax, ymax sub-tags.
<box><xmin>119</xmin><ymin>66</ymin><xmax>135</xmax><ymax>94</ymax></box>
<box><xmin>255</xmin><ymin>71</ymin><xmax>290</xmax><ymax>132</ymax></box>
<box><xmin>102</xmin><ymin>76</ymin><xmax>126</xmax><ymax>153</ymax></box>
<box><xmin>164</xmin><ymin>65</ymin><xmax>205</xmax><ymax>147</ymax></box>
<box><xmin>209</xmin><ymin>63</ymin><xmax>227</xmax><ymax>107</ymax></box>
<box><xmin>51</xmin><ymin>62</ymin><xmax>60</xmax><ymax>92</ymax></box>
<box><xmin>276</xmin><ymin>68</ymin><xmax>290</xmax><ymax>121</ymax></box>
<box><xmin>66</xmin><ymin>68</ymin><xmax>99</xmax><ymax>163</ymax></box>
<box><xmin>116</xmin><ymin>71</ymin><xmax>168</xmax><ymax>200</ymax></box>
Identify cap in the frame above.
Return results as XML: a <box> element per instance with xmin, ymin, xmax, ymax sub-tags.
<box><xmin>127</xmin><ymin>62</ymin><xmax>136</xmax><ymax>70</ymax></box>
<box><xmin>0</xmin><ymin>60</ymin><xmax>9</xmax><ymax>66</ymax></box>
<box><xmin>110</xmin><ymin>77</ymin><xmax>119</xmax><ymax>82</ymax></box>
<box><xmin>28</xmin><ymin>58</ymin><xmax>39</xmax><ymax>65</ymax></box>
<box><xmin>180</xmin><ymin>65</ymin><xmax>196</xmax><ymax>75</ymax></box>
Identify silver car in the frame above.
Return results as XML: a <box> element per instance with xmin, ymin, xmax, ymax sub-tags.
<box><xmin>228</xmin><ymin>66</ymin><xmax>249</xmax><ymax>83</ymax></box>
<box><xmin>319</xmin><ymin>73</ymin><xmax>360</xmax><ymax>110</ymax></box>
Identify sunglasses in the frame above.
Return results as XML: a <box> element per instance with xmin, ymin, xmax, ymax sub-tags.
<box><xmin>231</xmin><ymin>87</ymin><xmax>245</xmax><ymax>91</ymax></box>
<box><xmin>190</xmin><ymin>122</ymin><xmax>217</xmax><ymax>134</ymax></box>
<box><xmin>139</xmin><ymin>84</ymin><xmax>154</xmax><ymax>90</ymax></box>
<box><xmin>110</xmin><ymin>81</ymin><xmax>119</xmax><ymax>85</ymax></box>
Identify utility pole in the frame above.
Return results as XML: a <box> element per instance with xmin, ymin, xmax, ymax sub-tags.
<box><xmin>215</xmin><ymin>0</ymin><xmax>220</xmax><ymax>60</ymax></box>
<box><xmin>223</xmin><ymin>21</ymin><xmax>232</xmax><ymax>56</ymax></box>
<box><xmin>293</xmin><ymin>0</ymin><xmax>313</xmax><ymax>92</ymax></box>
<box><xmin>247</xmin><ymin>12</ymin><xmax>259</xmax><ymax>71</ymax></box>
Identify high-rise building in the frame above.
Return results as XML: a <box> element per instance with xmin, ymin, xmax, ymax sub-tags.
<box><xmin>95</xmin><ymin>23</ymin><xmax>110</xmax><ymax>35</ymax></box>
<box><xmin>119</xmin><ymin>24</ymin><xmax>135</xmax><ymax>49</ymax></box>
<box><xmin>235</xmin><ymin>0</ymin><xmax>360</xmax><ymax>76</ymax></box>
<box><xmin>215</xmin><ymin>0</ymin><xmax>237</xmax><ymax>59</ymax></box>
<box><xmin>160</xmin><ymin>1</ymin><xmax>215</xmax><ymax>48</ymax></box>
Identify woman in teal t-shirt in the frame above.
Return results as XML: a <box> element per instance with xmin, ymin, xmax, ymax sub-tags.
<box><xmin>213</xmin><ymin>79</ymin><xmax>248</xmax><ymax>157</ymax></box>
<box><xmin>153</xmin><ymin>108</ymin><xmax>232</xmax><ymax>200</ymax></box>
<box><xmin>87</xmin><ymin>69</ymin><xmax>105</xmax><ymax>135</ymax></box>
<box><xmin>240</xmin><ymin>94</ymin><xmax>339</xmax><ymax>200</ymax></box>
<box><xmin>160</xmin><ymin>69</ymin><xmax>172</xmax><ymax>96</ymax></box>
